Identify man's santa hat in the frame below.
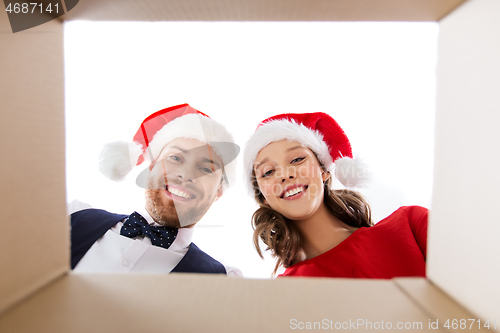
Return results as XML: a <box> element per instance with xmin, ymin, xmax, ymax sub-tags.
<box><xmin>244</xmin><ymin>112</ymin><xmax>370</xmax><ymax>192</ymax></box>
<box><xmin>99</xmin><ymin>103</ymin><xmax>237</xmax><ymax>188</ymax></box>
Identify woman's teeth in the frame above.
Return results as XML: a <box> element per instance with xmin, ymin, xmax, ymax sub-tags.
<box><xmin>283</xmin><ymin>186</ymin><xmax>306</xmax><ymax>198</ymax></box>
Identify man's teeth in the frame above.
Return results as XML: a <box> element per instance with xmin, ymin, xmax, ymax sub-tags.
<box><xmin>283</xmin><ymin>186</ymin><xmax>305</xmax><ymax>198</ymax></box>
<box><xmin>167</xmin><ymin>187</ymin><xmax>193</xmax><ymax>199</ymax></box>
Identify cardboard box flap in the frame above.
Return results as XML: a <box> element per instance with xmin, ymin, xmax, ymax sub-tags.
<box><xmin>62</xmin><ymin>0</ymin><xmax>468</xmax><ymax>22</ymax></box>
<box><xmin>394</xmin><ymin>278</ymin><xmax>486</xmax><ymax>332</ymax></box>
<box><xmin>0</xmin><ymin>273</ymin><xmax>455</xmax><ymax>333</ymax></box>
<box><xmin>429</xmin><ymin>0</ymin><xmax>500</xmax><ymax>325</ymax></box>
<box><xmin>0</xmin><ymin>14</ymin><xmax>67</xmax><ymax>315</ymax></box>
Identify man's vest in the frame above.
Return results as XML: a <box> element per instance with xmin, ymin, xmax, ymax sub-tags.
<box><xmin>70</xmin><ymin>209</ymin><xmax>226</xmax><ymax>274</ymax></box>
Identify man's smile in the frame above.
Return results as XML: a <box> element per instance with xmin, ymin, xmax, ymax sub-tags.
<box><xmin>164</xmin><ymin>184</ymin><xmax>196</xmax><ymax>201</ymax></box>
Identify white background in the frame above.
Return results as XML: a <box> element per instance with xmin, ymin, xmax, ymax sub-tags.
<box><xmin>65</xmin><ymin>21</ymin><xmax>438</xmax><ymax>278</ymax></box>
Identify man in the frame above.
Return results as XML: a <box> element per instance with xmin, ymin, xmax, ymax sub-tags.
<box><xmin>70</xmin><ymin>104</ymin><xmax>240</xmax><ymax>276</ymax></box>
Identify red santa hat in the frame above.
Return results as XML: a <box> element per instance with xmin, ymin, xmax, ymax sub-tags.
<box><xmin>98</xmin><ymin>103</ymin><xmax>237</xmax><ymax>188</ymax></box>
<box><xmin>244</xmin><ymin>112</ymin><xmax>370</xmax><ymax>192</ymax></box>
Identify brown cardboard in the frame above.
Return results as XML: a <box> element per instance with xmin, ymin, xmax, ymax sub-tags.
<box><xmin>0</xmin><ymin>12</ymin><xmax>68</xmax><ymax>314</ymax></box>
<box><xmin>395</xmin><ymin>278</ymin><xmax>484</xmax><ymax>332</ymax></box>
<box><xmin>429</xmin><ymin>0</ymin><xmax>500</xmax><ymax>325</ymax></box>
<box><xmin>0</xmin><ymin>274</ymin><xmax>457</xmax><ymax>333</ymax></box>
<box><xmin>62</xmin><ymin>0</ymin><xmax>467</xmax><ymax>22</ymax></box>
<box><xmin>1</xmin><ymin>0</ymin><xmax>500</xmax><ymax>332</ymax></box>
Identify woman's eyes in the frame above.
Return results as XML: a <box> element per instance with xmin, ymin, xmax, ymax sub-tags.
<box><xmin>291</xmin><ymin>157</ymin><xmax>305</xmax><ymax>164</ymax></box>
<box><xmin>262</xmin><ymin>169</ymin><xmax>274</xmax><ymax>178</ymax></box>
<box><xmin>261</xmin><ymin>157</ymin><xmax>305</xmax><ymax>178</ymax></box>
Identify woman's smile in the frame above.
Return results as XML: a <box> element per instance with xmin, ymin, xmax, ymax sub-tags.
<box><xmin>280</xmin><ymin>184</ymin><xmax>309</xmax><ymax>200</ymax></box>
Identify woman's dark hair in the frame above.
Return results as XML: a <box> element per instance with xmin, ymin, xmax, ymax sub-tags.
<box><xmin>251</xmin><ymin>160</ymin><xmax>373</xmax><ymax>275</ymax></box>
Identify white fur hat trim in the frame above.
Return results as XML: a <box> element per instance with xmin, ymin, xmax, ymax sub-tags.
<box><xmin>244</xmin><ymin>120</ymin><xmax>332</xmax><ymax>193</ymax></box>
<box><xmin>99</xmin><ymin>114</ymin><xmax>237</xmax><ymax>187</ymax></box>
<box><xmin>244</xmin><ymin>119</ymin><xmax>369</xmax><ymax>193</ymax></box>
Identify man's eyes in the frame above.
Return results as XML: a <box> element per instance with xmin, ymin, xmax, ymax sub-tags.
<box><xmin>166</xmin><ymin>155</ymin><xmax>218</xmax><ymax>174</ymax></box>
<box><xmin>169</xmin><ymin>155</ymin><xmax>182</xmax><ymax>162</ymax></box>
<box><xmin>201</xmin><ymin>167</ymin><xmax>215</xmax><ymax>174</ymax></box>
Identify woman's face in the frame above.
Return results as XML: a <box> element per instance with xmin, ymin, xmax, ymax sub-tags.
<box><xmin>253</xmin><ymin>140</ymin><xmax>329</xmax><ymax>221</ymax></box>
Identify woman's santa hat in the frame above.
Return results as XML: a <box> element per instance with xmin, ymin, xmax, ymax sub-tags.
<box><xmin>98</xmin><ymin>103</ymin><xmax>237</xmax><ymax>188</ymax></box>
<box><xmin>244</xmin><ymin>112</ymin><xmax>370</xmax><ymax>192</ymax></box>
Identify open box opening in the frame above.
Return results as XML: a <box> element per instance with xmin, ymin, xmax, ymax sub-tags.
<box><xmin>64</xmin><ymin>20</ymin><xmax>438</xmax><ymax>279</ymax></box>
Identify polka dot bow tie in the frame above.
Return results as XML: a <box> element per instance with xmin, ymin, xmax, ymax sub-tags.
<box><xmin>120</xmin><ymin>212</ymin><xmax>178</xmax><ymax>249</ymax></box>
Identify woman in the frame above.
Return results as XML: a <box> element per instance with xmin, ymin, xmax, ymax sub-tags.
<box><xmin>243</xmin><ymin>112</ymin><xmax>427</xmax><ymax>278</ymax></box>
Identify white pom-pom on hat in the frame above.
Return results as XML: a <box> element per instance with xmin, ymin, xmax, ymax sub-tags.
<box><xmin>334</xmin><ymin>155</ymin><xmax>371</xmax><ymax>188</ymax></box>
<box><xmin>98</xmin><ymin>141</ymin><xmax>143</xmax><ymax>181</ymax></box>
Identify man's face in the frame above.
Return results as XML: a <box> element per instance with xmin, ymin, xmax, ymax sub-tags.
<box><xmin>145</xmin><ymin>138</ymin><xmax>224</xmax><ymax>228</ymax></box>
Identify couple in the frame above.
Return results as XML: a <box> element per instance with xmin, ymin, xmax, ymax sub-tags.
<box><xmin>71</xmin><ymin>104</ymin><xmax>427</xmax><ymax>278</ymax></box>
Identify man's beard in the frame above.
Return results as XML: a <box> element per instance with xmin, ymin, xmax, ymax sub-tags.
<box><xmin>144</xmin><ymin>188</ymin><xmax>211</xmax><ymax>228</ymax></box>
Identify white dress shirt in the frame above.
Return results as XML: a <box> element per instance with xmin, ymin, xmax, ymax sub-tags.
<box><xmin>70</xmin><ymin>202</ymin><xmax>242</xmax><ymax>277</ymax></box>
